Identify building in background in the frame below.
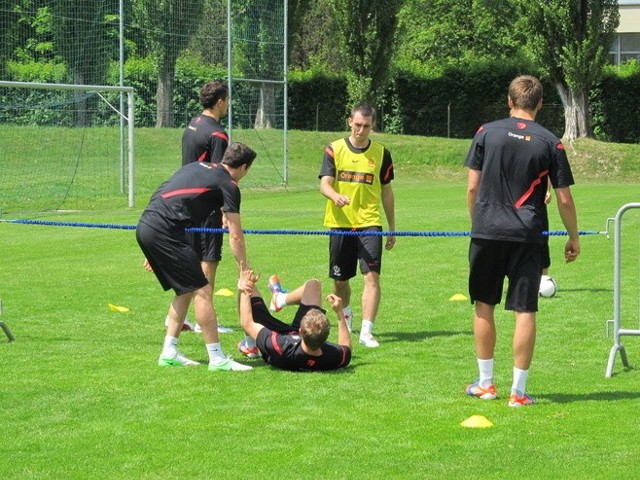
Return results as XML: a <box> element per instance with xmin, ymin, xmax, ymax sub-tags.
<box><xmin>610</xmin><ymin>0</ymin><xmax>640</xmax><ymax>64</ymax></box>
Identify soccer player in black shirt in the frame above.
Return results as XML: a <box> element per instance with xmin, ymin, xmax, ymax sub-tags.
<box><xmin>179</xmin><ymin>81</ymin><xmax>233</xmax><ymax>333</ymax></box>
<box><xmin>464</xmin><ymin>75</ymin><xmax>581</xmax><ymax>407</ymax></box>
<box><xmin>136</xmin><ymin>142</ymin><xmax>256</xmax><ymax>371</ymax></box>
<box><xmin>236</xmin><ymin>269</ymin><xmax>352</xmax><ymax>372</ymax></box>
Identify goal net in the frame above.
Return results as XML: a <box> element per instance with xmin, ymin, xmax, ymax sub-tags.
<box><xmin>0</xmin><ymin>81</ymin><xmax>134</xmax><ymax>217</ymax></box>
<box><xmin>227</xmin><ymin>0</ymin><xmax>288</xmax><ymax>187</ymax></box>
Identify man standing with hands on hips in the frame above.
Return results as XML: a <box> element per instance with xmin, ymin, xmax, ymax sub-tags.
<box><xmin>319</xmin><ymin>104</ymin><xmax>396</xmax><ymax>348</ymax></box>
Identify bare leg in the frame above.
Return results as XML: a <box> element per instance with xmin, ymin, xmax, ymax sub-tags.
<box><xmin>513</xmin><ymin>311</ymin><xmax>536</xmax><ymax>369</ymax></box>
<box><xmin>334</xmin><ymin>280</ymin><xmax>351</xmax><ymax>307</ymax></box>
<box><xmin>300</xmin><ymin>279</ymin><xmax>322</xmax><ymax>305</ymax></box>
<box><xmin>192</xmin><ymin>284</ymin><xmax>220</xmax><ymax>344</ymax></box>
<box><xmin>165</xmin><ymin>292</ymin><xmax>194</xmax><ymax>337</ymax></box>
<box><xmin>473</xmin><ymin>301</ymin><xmax>497</xmax><ymax>359</ymax></box>
<box><xmin>361</xmin><ymin>271</ymin><xmax>381</xmax><ymax>323</ymax></box>
<box><xmin>201</xmin><ymin>260</ymin><xmax>219</xmax><ymax>296</ymax></box>
<box><xmin>267</xmin><ymin>279</ymin><xmax>322</xmax><ymax>307</ymax></box>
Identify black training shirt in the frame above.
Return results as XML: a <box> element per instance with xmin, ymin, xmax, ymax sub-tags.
<box><xmin>464</xmin><ymin>117</ymin><xmax>574</xmax><ymax>243</ymax></box>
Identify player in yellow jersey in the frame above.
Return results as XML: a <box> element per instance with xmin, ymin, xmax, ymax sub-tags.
<box><xmin>318</xmin><ymin>104</ymin><xmax>396</xmax><ymax>348</ymax></box>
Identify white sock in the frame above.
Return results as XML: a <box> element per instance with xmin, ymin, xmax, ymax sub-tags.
<box><xmin>206</xmin><ymin>342</ymin><xmax>225</xmax><ymax>363</ymax></box>
<box><xmin>274</xmin><ymin>292</ymin><xmax>288</xmax><ymax>309</ymax></box>
<box><xmin>478</xmin><ymin>358</ymin><xmax>494</xmax><ymax>388</ymax></box>
<box><xmin>244</xmin><ymin>335</ymin><xmax>256</xmax><ymax>349</ymax></box>
<box><xmin>162</xmin><ymin>336</ymin><xmax>179</xmax><ymax>356</ymax></box>
<box><xmin>361</xmin><ymin>319</ymin><xmax>374</xmax><ymax>336</ymax></box>
<box><xmin>512</xmin><ymin>367</ymin><xmax>529</xmax><ymax>396</ymax></box>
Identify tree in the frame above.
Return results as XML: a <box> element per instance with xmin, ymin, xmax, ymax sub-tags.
<box><xmin>329</xmin><ymin>0</ymin><xmax>404</xmax><ymax>106</ymax></box>
<box><xmin>288</xmin><ymin>0</ymin><xmax>342</xmax><ymax>71</ymax></box>
<box><xmin>395</xmin><ymin>0</ymin><xmax>527</xmax><ymax>66</ymax></box>
<box><xmin>232</xmin><ymin>0</ymin><xmax>286</xmax><ymax>129</ymax></box>
<box><xmin>50</xmin><ymin>1</ymin><xmax>118</xmax><ymax>126</ymax></box>
<box><xmin>133</xmin><ymin>0</ymin><xmax>205</xmax><ymax>128</ymax></box>
<box><xmin>518</xmin><ymin>0</ymin><xmax>619</xmax><ymax>139</ymax></box>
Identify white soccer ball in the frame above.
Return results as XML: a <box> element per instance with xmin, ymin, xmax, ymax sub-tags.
<box><xmin>539</xmin><ymin>275</ymin><xmax>557</xmax><ymax>298</ymax></box>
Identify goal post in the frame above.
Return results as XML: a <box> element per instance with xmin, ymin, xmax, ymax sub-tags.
<box><xmin>0</xmin><ymin>81</ymin><xmax>135</xmax><ymax>213</ymax></box>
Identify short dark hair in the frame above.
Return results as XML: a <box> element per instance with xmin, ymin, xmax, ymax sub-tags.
<box><xmin>199</xmin><ymin>81</ymin><xmax>228</xmax><ymax>109</ymax></box>
<box><xmin>221</xmin><ymin>142</ymin><xmax>257</xmax><ymax>169</ymax></box>
<box><xmin>350</xmin><ymin>104</ymin><xmax>377</xmax><ymax>124</ymax></box>
<box><xmin>299</xmin><ymin>308</ymin><xmax>330</xmax><ymax>350</ymax></box>
<box><xmin>508</xmin><ymin>75</ymin><xmax>543</xmax><ymax>111</ymax></box>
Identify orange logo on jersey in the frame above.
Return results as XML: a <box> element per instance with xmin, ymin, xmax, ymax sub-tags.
<box><xmin>338</xmin><ymin>170</ymin><xmax>374</xmax><ymax>185</ymax></box>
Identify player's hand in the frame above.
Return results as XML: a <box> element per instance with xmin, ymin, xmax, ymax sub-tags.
<box><xmin>544</xmin><ymin>190</ymin><xmax>552</xmax><ymax>205</ymax></box>
<box><xmin>333</xmin><ymin>194</ymin><xmax>351</xmax><ymax>208</ymax></box>
<box><xmin>326</xmin><ymin>294</ymin><xmax>344</xmax><ymax>313</ymax></box>
<box><xmin>564</xmin><ymin>239</ymin><xmax>580</xmax><ymax>263</ymax></box>
<box><xmin>142</xmin><ymin>258</ymin><xmax>153</xmax><ymax>272</ymax></box>
<box><xmin>385</xmin><ymin>234</ymin><xmax>396</xmax><ymax>250</ymax></box>
<box><xmin>237</xmin><ymin>263</ymin><xmax>259</xmax><ymax>294</ymax></box>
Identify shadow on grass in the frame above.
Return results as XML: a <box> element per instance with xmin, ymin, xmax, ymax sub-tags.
<box><xmin>557</xmin><ymin>288</ymin><xmax>613</xmax><ymax>293</ymax></box>
<box><xmin>537</xmin><ymin>388</ymin><xmax>640</xmax><ymax>404</ymax></box>
<box><xmin>378</xmin><ymin>329</ymin><xmax>472</xmax><ymax>343</ymax></box>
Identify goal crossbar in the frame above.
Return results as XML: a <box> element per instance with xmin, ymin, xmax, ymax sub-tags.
<box><xmin>0</xmin><ymin>81</ymin><xmax>135</xmax><ymax>208</ymax></box>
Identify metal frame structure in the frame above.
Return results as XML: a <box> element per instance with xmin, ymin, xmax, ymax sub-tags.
<box><xmin>605</xmin><ymin>202</ymin><xmax>640</xmax><ymax>377</ymax></box>
<box><xmin>0</xmin><ymin>80</ymin><xmax>135</xmax><ymax>208</ymax></box>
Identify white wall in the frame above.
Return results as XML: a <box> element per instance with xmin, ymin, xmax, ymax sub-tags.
<box><xmin>619</xmin><ymin>5</ymin><xmax>640</xmax><ymax>33</ymax></box>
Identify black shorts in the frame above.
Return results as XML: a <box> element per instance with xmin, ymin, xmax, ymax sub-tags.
<box><xmin>468</xmin><ymin>238</ymin><xmax>543</xmax><ymax>312</ymax></box>
<box><xmin>328</xmin><ymin>227</ymin><xmax>383</xmax><ymax>280</ymax></box>
<box><xmin>250</xmin><ymin>296</ymin><xmax>325</xmax><ymax>333</ymax></box>
<box><xmin>541</xmin><ymin>236</ymin><xmax>551</xmax><ymax>270</ymax></box>
<box><xmin>136</xmin><ymin>214</ymin><xmax>208</xmax><ymax>296</ymax></box>
<box><xmin>187</xmin><ymin>209</ymin><xmax>223</xmax><ymax>262</ymax></box>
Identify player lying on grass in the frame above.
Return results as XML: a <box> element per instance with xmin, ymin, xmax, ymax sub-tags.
<box><xmin>236</xmin><ymin>268</ymin><xmax>352</xmax><ymax>371</ymax></box>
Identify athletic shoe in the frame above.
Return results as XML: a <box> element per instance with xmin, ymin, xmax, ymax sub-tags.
<box><xmin>508</xmin><ymin>393</ymin><xmax>535</xmax><ymax>407</ymax></box>
<box><xmin>359</xmin><ymin>333</ymin><xmax>380</xmax><ymax>348</ymax></box>
<box><xmin>158</xmin><ymin>351</ymin><xmax>200</xmax><ymax>367</ymax></box>
<box><xmin>190</xmin><ymin>322</ymin><xmax>233</xmax><ymax>334</ymax></box>
<box><xmin>238</xmin><ymin>339</ymin><xmax>260</xmax><ymax>359</ymax></box>
<box><xmin>268</xmin><ymin>275</ymin><xmax>284</xmax><ymax>312</ymax></box>
<box><xmin>465</xmin><ymin>380</ymin><xmax>497</xmax><ymax>400</ymax></box>
<box><xmin>208</xmin><ymin>358</ymin><xmax>253</xmax><ymax>371</ymax></box>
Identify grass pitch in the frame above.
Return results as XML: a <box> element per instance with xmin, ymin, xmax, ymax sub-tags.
<box><xmin>1</xmin><ymin>129</ymin><xmax>640</xmax><ymax>479</ymax></box>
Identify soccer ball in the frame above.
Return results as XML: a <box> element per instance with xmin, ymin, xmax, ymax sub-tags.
<box><xmin>539</xmin><ymin>275</ymin><xmax>557</xmax><ymax>298</ymax></box>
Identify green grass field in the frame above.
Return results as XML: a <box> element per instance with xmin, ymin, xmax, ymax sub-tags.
<box><xmin>1</xmin><ymin>128</ymin><xmax>640</xmax><ymax>479</ymax></box>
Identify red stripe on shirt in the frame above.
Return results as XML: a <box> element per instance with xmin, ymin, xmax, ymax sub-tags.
<box><xmin>160</xmin><ymin>187</ymin><xmax>211</xmax><ymax>199</ymax></box>
<box><xmin>212</xmin><ymin>131</ymin><xmax>229</xmax><ymax>142</ymax></box>
<box><xmin>325</xmin><ymin>146</ymin><xmax>334</xmax><ymax>158</ymax></box>
<box><xmin>339</xmin><ymin>346</ymin><xmax>348</xmax><ymax>367</ymax></box>
<box><xmin>271</xmin><ymin>331</ymin><xmax>284</xmax><ymax>356</ymax></box>
<box><xmin>514</xmin><ymin>170</ymin><xmax>548</xmax><ymax>209</ymax></box>
<box><xmin>382</xmin><ymin>163</ymin><xmax>393</xmax><ymax>182</ymax></box>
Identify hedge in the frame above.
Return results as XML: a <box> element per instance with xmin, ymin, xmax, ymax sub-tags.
<box><xmin>1</xmin><ymin>57</ymin><xmax>637</xmax><ymax>143</ymax></box>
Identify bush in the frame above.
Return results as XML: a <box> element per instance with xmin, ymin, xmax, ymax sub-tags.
<box><xmin>387</xmin><ymin>59</ymin><xmax>565</xmax><ymax>139</ymax></box>
<box><xmin>591</xmin><ymin>61</ymin><xmax>640</xmax><ymax>143</ymax></box>
<box><xmin>288</xmin><ymin>67</ymin><xmax>348</xmax><ymax>131</ymax></box>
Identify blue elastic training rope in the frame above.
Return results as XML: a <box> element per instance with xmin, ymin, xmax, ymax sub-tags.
<box><xmin>2</xmin><ymin>219</ymin><xmax>603</xmax><ymax>237</ymax></box>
